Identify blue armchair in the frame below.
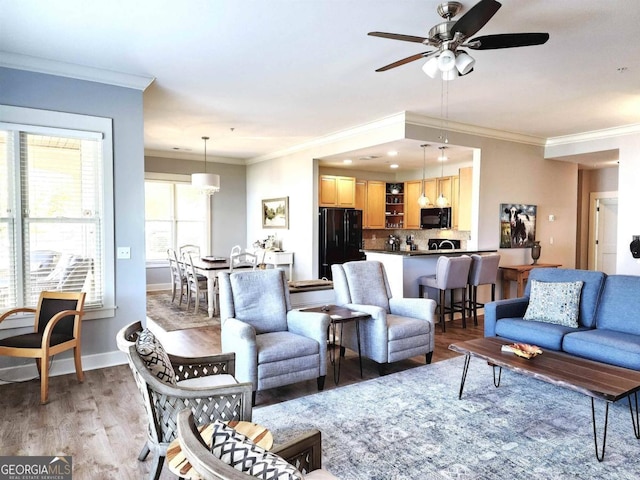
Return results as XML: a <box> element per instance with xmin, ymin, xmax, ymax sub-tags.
<box><xmin>331</xmin><ymin>260</ymin><xmax>436</xmax><ymax>371</ymax></box>
<box><xmin>217</xmin><ymin>269</ymin><xmax>331</xmax><ymax>404</ymax></box>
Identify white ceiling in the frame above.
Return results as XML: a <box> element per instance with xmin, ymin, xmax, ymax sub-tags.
<box><xmin>2</xmin><ymin>0</ymin><xmax>639</xmax><ymax>171</ymax></box>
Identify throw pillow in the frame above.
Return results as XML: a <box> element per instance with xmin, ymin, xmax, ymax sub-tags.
<box><xmin>523</xmin><ymin>279</ymin><xmax>584</xmax><ymax>328</ymax></box>
<box><xmin>135</xmin><ymin>328</ymin><xmax>177</xmax><ymax>385</ymax></box>
<box><xmin>210</xmin><ymin>420</ymin><xmax>303</xmax><ymax>480</ymax></box>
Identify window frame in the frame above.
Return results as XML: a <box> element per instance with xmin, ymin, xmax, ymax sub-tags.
<box><xmin>0</xmin><ymin>105</ymin><xmax>115</xmax><ymax>328</ymax></box>
<box><xmin>144</xmin><ymin>172</ymin><xmax>210</xmax><ymax>267</ymax></box>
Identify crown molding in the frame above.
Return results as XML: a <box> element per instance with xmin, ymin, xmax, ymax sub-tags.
<box><xmin>404</xmin><ymin>111</ymin><xmax>547</xmax><ymax>146</ymax></box>
<box><xmin>247</xmin><ymin>112</ymin><xmax>408</xmax><ymax>164</ymax></box>
<box><xmin>144</xmin><ymin>149</ymin><xmax>245</xmax><ymax>165</ymax></box>
<box><xmin>0</xmin><ymin>52</ymin><xmax>155</xmax><ymax>91</ymax></box>
<box><xmin>545</xmin><ymin>123</ymin><xmax>640</xmax><ymax>147</ymax></box>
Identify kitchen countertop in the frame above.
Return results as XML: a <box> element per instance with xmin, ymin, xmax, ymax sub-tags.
<box><xmin>362</xmin><ymin>249</ymin><xmax>498</xmax><ymax>257</ymax></box>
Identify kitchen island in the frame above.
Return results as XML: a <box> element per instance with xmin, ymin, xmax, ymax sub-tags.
<box><xmin>363</xmin><ymin>249</ymin><xmax>498</xmax><ymax>299</ymax></box>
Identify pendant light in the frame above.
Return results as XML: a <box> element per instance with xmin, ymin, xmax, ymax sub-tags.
<box><xmin>417</xmin><ymin>144</ymin><xmax>430</xmax><ymax>207</ymax></box>
<box><xmin>436</xmin><ymin>146</ymin><xmax>448</xmax><ymax>207</ymax></box>
<box><xmin>191</xmin><ymin>136</ymin><xmax>220</xmax><ymax>195</ymax></box>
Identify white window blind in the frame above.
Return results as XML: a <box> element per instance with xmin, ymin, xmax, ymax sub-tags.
<box><xmin>0</xmin><ymin>127</ymin><xmax>105</xmax><ymax>309</ymax></box>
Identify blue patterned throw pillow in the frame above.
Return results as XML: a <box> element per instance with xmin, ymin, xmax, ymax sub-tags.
<box><xmin>135</xmin><ymin>328</ymin><xmax>177</xmax><ymax>385</ymax></box>
<box><xmin>210</xmin><ymin>420</ymin><xmax>303</xmax><ymax>480</ymax></box>
<box><xmin>523</xmin><ymin>279</ymin><xmax>584</xmax><ymax>328</ymax></box>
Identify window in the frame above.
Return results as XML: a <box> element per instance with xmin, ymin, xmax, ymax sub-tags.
<box><xmin>0</xmin><ymin>106</ymin><xmax>114</xmax><ymax>315</ymax></box>
<box><xmin>144</xmin><ymin>178</ymin><xmax>208</xmax><ymax>262</ymax></box>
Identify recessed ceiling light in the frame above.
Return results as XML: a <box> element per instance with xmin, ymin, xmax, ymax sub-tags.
<box><xmin>388</xmin><ymin>151</ymin><xmax>398</xmax><ymax>157</ymax></box>
<box><xmin>343</xmin><ymin>159</ymin><xmax>352</xmax><ymax>164</ymax></box>
<box><xmin>390</xmin><ymin>164</ymin><xmax>399</xmax><ymax>169</ymax></box>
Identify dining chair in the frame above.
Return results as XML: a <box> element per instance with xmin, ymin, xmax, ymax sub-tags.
<box><xmin>183</xmin><ymin>252</ymin><xmax>212</xmax><ymax>314</ymax></box>
<box><xmin>179</xmin><ymin>244</ymin><xmax>201</xmax><ymax>259</ymax></box>
<box><xmin>167</xmin><ymin>248</ymin><xmax>187</xmax><ymax>305</ymax></box>
<box><xmin>230</xmin><ymin>244</ymin><xmax>242</xmax><ymax>257</ymax></box>
<box><xmin>229</xmin><ymin>250</ymin><xmax>258</xmax><ymax>272</ymax></box>
<box><xmin>0</xmin><ymin>291</ymin><xmax>86</xmax><ymax>404</ymax></box>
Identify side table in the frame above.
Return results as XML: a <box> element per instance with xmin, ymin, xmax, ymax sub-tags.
<box><xmin>167</xmin><ymin>420</ymin><xmax>273</xmax><ymax>479</ymax></box>
<box><xmin>301</xmin><ymin>305</ymin><xmax>370</xmax><ymax>384</ymax></box>
<box><xmin>500</xmin><ymin>263</ymin><xmax>561</xmax><ymax>298</ymax></box>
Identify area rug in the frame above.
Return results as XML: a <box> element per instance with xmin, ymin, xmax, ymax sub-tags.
<box><xmin>146</xmin><ymin>291</ymin><xmax>219</xmax><ymax>331</ymax></box>
<box><xmin>253</xmin><ymin>355</ymin><xmax>639</xmax><ymax>480</ymax></box>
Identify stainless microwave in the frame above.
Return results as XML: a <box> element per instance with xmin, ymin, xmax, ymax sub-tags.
<box><xmin>420</xmin><ymin>207</ymin><xmax>452</xmax><ymax>229</ymax></box>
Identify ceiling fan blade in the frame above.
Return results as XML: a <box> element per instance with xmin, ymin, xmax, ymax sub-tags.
<box><xmin>368</xmin><ymin>31</ymin><xmax>428</xmax><ymax>44</ymax></box>
<box><xmin>375</xmin><ymin>52</ymin><xmax>433</xmax><ymax>72</ymax></box>
<box><xmin>467</xmin><ymin>32</ymin><xmax>550</xmax><ymax>50</ymax></box>
<box><xmin>451</xmin><ymin>0</ymin><xmax>502</xmax><ymax>38</ymax></box>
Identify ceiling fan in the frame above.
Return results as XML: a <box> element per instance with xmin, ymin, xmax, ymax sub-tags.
<box><xmin>369</xmin><ymin>0</ymin><xmax>549</xmax><ymax>79</ymax></box>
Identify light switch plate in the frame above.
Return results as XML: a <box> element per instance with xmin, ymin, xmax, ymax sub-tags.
<box><xmin>117</xmin><ymin>247</ymin><xmax>131</xmax><ymax>259</ymax></box>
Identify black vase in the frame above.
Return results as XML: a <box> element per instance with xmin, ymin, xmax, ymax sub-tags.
<box><xmin>531</xmin><ymin>241</ymin><xmax>541</xmax><ymax>264</ymax></box>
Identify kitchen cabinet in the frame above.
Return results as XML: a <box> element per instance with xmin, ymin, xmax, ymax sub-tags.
<box><xmin>319</xmin><ymin>175</ymin><xmax>356</xmax><ymax>207</ymax></box>
<box><xmin>366</xmin><ymin>180</ymin><xmax>386</xmax><ymax>229</ymax></box>
<box><xmin>424</xmin><ymin>179</ymin><xmax>437</xmax><ymax>207</ymax></box>
<box><xmin>452</xmin><ymin>175</ymin><xmax>460</xmax><ymax>230</ymax></box>
<box><xmin>404</xmin><ymin>180</ymin><xmax>423</xmax><ymax>229</ymax></box>
<box><xmin>457</xmin><ymin>167</ymin><xmax>472</xmax><ymax>231</ymax></box>
<box><xmin>356</xmin><ymin>179</ymin><xmax>385</xmax><ymax>229</ymax></box>
<box><xmin>437</xmin><ymin>176</ymin><xmax>453</xmax><ymax>207</ymax></box>
<box><xmin>385</xmin><ymin>183</ymin><xmax>404</xmax><ymax>228</ymax></box>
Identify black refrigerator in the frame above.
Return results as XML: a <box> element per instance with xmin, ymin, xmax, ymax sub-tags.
<box><xmin>319</xmin><ymin>208</ymin><xmax>365</xmax><ymax>280</ymax></box>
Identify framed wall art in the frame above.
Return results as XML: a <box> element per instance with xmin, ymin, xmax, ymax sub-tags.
<box><xmin>500</xmin><ymin>203</ymin><xmax>537</xmax><ymax>248</ymax></box>
<box><xmin>262</xmin><ymin>197</ymin><xmax>289</xmax><ymax>229</ymax></box>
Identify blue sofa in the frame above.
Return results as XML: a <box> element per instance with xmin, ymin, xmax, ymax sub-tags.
<box><xmin>484</xmin><ymin>268</ymin><xmax>640</xmax><ymax>370</ymax></box>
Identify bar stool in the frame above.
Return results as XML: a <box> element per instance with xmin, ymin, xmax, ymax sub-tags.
<box><xmin>467</xmin><ymin>253</ymin><xmax>501</xmax><ymax>326</ymax></box>
<box><xmin>418</xmin><ymin>255</ymin><xmax>472</xmax><ymax>332</ymax></box>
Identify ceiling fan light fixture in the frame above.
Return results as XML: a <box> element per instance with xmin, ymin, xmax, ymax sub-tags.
<box><xmin>441</xmin><ymin>68</ymin><xmax>457</xmax><ymax>81</ymax></box>
<box><xmin>422</xmin><ymin>56</ymin><xmax>440</xmax><ymax>78</ymax></box>
<box><xmin>437</xmin><ymin>49</ymin><xmax>456</xmax><ymax>72</ymax></box>
<box><xmin>455</xmin><ymin>51</ymin><xmax>475</xmax><ymax>75</ymax></box>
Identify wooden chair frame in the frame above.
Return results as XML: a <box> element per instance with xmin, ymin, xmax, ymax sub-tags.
<box><xmin>177</xmin><ymin>409</ymin><xmax>323</xmax><ymax>480</ymax></box>
<box><xmin>0</xmin><ymin>290</ymin><xmax>86</xmax><ymax>404</ymax></box>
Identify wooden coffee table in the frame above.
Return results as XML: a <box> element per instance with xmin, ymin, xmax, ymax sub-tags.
<box><xmin>301</xmin><ymin>305</ymin><xmax>370</xmax><ymax>384</ymax></box>
<box><xmin>449</xmin><ymin>337</ymin><xmax>640</xmax><ymax>461</ymax></box>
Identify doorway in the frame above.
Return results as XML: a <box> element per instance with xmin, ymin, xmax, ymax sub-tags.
<box><xmin>588</xmin><ymin>191</ymin><xmax>618</xmax><ymax>273</ymax></box>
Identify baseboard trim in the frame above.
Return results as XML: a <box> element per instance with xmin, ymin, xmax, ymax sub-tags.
<box><xmin>0</xmin><ymin>350</ymin><xmax>127</xmax><ymax>384</ymax></box>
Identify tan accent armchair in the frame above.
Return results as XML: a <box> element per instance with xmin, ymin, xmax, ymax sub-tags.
<box><xmin>0</xmin><ymin>291</ymin><xmax>85</xmax><ymax>404</ymax></box>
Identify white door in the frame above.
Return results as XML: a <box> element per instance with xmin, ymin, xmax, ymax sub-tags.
<box><xmin>589</xmin><ymin>193</ymin><xmax>618</xmax><ymax>273</ymax></box>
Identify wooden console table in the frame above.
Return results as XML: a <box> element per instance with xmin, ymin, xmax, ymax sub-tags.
<box><xmin>500</xmin><ymin>263</ymin><xmax>561</xmax><ymax>299</ymax></box>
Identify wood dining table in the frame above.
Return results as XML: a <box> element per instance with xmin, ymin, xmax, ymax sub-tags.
<box><xmin>189</xmin><ymin>257</ymin><xmax>231</xmax><ymax>318</ymax></box>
